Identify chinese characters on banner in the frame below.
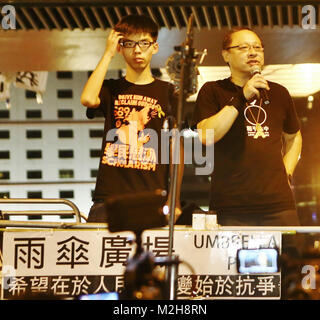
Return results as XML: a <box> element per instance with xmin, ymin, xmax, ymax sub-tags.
<box><xmin>2</xmin><ymin>229</ymin><xmax>281</xmax><ymax>299</ymax></box>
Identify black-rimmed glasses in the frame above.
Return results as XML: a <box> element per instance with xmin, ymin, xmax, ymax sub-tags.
<box><xmin>119</xmin><ymin>39</ymin><xmax>155</xmax><ymax>49</ymax></box>
<box><xmin>226</xmin><ymin>44</ymin><xmax>264</xmax><ymax>52</ymax></box>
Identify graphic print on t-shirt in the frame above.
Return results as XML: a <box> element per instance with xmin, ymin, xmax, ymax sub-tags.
<box><xmin>244</xmin><ymin>99</ymin><xmax>270</xmax><ymax>139</ymax></box>
<box><xmin>101</xmin><ymin>94</ymin><xmax>165</xmax><ymax>171</ymax></box>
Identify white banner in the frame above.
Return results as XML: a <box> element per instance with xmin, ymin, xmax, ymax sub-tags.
<box><xmin>1</xmin><ymin>229</ymin><xmax>281</xmax><ymax>299</ymax></box>
<box><xmin>14</xmin><ymin>71</ymin><xmax>48</xmax><ymax>93</ymax></box>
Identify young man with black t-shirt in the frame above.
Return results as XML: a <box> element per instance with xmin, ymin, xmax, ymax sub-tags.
<box><xmin>193</xmin><ymin>28</ymin><xmax>302</xmax><ymax>226</ymax></box>
<box><xmin>81</xmin><ymin>15</ymin><xmax>182</xmax><ymax>223</ymax></box>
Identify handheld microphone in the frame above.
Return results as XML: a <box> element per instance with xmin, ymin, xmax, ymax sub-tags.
<box><xmin>250</xmin><ymin>66</ymin><xmax>270</xmax><ymax>105</ymax></box>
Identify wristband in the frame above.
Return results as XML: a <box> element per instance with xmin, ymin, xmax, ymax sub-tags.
<box><xmin>228</xmin><ymin>90</ymin><xmax>247</xmax><ymax>112</ymax></box>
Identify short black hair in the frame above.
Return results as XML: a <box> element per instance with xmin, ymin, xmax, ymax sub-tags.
<box><xmin>114</xmin><ymin>14</ymin><xmax>159</xmax><ymax>41</ymax></box>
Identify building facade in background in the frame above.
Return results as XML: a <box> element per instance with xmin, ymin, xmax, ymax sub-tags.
<box><xmin>0</xmin><ymin>71</ymin><xmax>115</xmax><ymax>221</ymax></box>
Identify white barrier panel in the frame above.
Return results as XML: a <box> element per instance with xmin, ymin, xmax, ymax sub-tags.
<box><xmin>1</xmin><ymin>228</ymin><xmax>281</xmax><ymax>299</ymax></box>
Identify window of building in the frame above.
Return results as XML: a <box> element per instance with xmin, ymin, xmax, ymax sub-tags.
<box><xmin>59</xmin><ymin>214</ymin><xmax>74</xmax><ymax>219</ymax></box>
<box><xmin>57</xmin><ymin>89</ymin><xmax>73</xmax><ymax>99</ymax></box>
<box><xmin>27</xmin><ymin>191</ymin><xmax>42</xmax><ymax>198</ymax></box>
<box><xmin>0</xmin><ymin>171</ymin><xmax>10</xmax><ymax>179</ymax></box>
<box><xmin>90</xmin><ymin>149</ymin><xmax>100</xmax><ymax>158</ymax></box>
<box><xmin>59</xmin><ymin>169</ymin><xmax>74</xmax><ymax>178</ymax></box>
<box><xmin>28</xmin><ymin>214</ymin><xmax>43</xmax><ymax>220</ymax></box>
<box><xmin>27</xmin><ymin>171</ymin><xmax>42</xmax><ymax>179</ymax></box>
<box><xmin>0</xmin><ymin>130</ymin><xmax>10</xmax><ymax>139</ymax></box>
<box><xmin>59</xmin><ymin>190</ymin><xmax>74</xmax><ymax>198</ymax></box>
<box><xmin>87</xmin><ymin>108</ymin><xmax>104</xmax><ymax>118</ymax></box>
<box><xmin>25</xmin><ymin>90</ymin><xmax>36</xmax><ymax>99</ymax></box>
<box><xmin>90</xmin><ymin>169</ymin><xmax>98</xmax><ymax>178</ymax></box>
<box><xmin>57</xmin><ymin>71</ymin><xmax>73</xmax><ymax>79</ymax></box>
<box><xmin>26</xmin><ymin>110</ymin><xmax>42</xmax><ymax>119</ymax></box>
<box><xmin>0</xmin><ymin>151</ymin><xmax>10</xmax><ymax>159</ymax></box>
<box><xmin>58</xmin><ymin>109</ymin><xmax>73</xmax><ymax>118</ymax></box>
<box><xmin>27</xmin><ymin>191</ymin><xmax>43</xmax><ymax>219</ymax></box>
<box><xmin>26</xmin><ymin>130</ymin><xmax>42</xmax><ymax>139</ymax></box>
<box><xmin>58</xmin><ymin>150</ymin><xmax>74</xmax><ymax>158</ymax></box>
<box><xmin>58</xmin><ymin>129</ymin><xmax>74</xmax><ymax>138</ymax></box>
<box><xmin>0</xmin><ymin>110</ymin><xmax>10</xmax><ymax>119</ymax></box>
<box><xmin>0</xmin><ymin>191</ymin><xmax>10</xmax><ymax>198</ymax></box>
<box><xmin>89</xmin><ymin>129</ymin><xmax>104</xmax><ymax>138</ymax></box>
<box><xmin>26</xmin><ymin>150</ymin><xmax>42</xmax><ymax>159</ymax></box>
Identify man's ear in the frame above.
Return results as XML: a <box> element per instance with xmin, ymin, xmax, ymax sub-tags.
<box><xmin>221</xmin><ymin>49</ymin><xmax>229</xmax><ymax>64</ymax></box>
<box><xmin>152</xmin><ymin>42</ymin><xmax>159</xmax><ymax>55</ymax></box>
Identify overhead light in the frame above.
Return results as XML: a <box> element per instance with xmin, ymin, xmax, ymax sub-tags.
<box><xmin>307</xmin><ymin>95</ymin><xmax>314</xmax><ymax>109</ymax></box>
<box><xmin>265</xmin><ymin>64</ymin><xmax>320</xmax><ymax>97</ymax></box>
<box><xmin>160</xmin><ymin>63</ymin><xmax>320</xmax><ymax>100</ymax></box>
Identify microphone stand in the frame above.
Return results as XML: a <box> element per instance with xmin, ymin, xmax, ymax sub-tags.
<box><xmin>166</xmin><ymin>13</ymin><xmax>199</xmax><ymax>300</ymax></box>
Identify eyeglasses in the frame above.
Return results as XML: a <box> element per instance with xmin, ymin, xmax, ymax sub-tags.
<box><xmin>119</xmin><ymin>39</ymin><xmax>155</xmax><ymax>49</ymax></box>
<box><xmin>226</xmin><ymin>44</ymin><xmax>264</xmax><ymax>52</ymax></box>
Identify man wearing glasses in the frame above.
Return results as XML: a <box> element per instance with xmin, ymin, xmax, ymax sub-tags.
<box><xmin>81</xmin><ymin>14</ymin><xmax>182</xmax><ymax>223</ymax></box>
<box><xmin>193</xmin><ymin>28</ymin><xmax>302</xmax><ymax>227</ymax></box>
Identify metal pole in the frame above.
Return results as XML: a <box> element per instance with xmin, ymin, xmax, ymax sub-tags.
<box><xmin>166</xmin><ymin>14</ymin><xmax>196</xmax><ymax>300</ymax></box>
<box><xmin>0</xmin><ymin>198</ymin><xmax>82</xmax><ymax>223</ymax></box>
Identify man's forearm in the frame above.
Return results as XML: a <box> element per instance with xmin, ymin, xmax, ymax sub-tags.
<box><xmin>283</xmin><ymin>130</ymin><xmax>302</xmax><ymax>176</ymax></box>
<box><xmin>197</xmin><ymin>105</ymin><xmax>239</xmax><ymax>145</ymax></box>
<box><xmin>80</xmin><ymin>53</ymin><xmax>113</xmax><ymax>108</ymax></box>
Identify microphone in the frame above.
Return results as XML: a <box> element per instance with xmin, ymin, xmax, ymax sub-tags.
<box><xmin>250</xmin><ymin>66</ymin><xmax>270</xmax><ymax>105</ymax></box>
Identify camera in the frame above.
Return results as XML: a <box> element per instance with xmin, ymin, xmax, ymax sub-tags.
<box><xmin>237</xmin><ymin>248</ymin><xmax>279</xmax><ymax>274</ymax></box>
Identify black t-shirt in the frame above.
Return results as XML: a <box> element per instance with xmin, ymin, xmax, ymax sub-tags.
<box><xmin>193</xmin><ymin>78</ymin><xmax>300</xmax><ymax>215</ymax></box>
<box><xmin>88</xmin><ymin>77</ymin><xmax>177</xmax><ymax>201</ymax></box>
